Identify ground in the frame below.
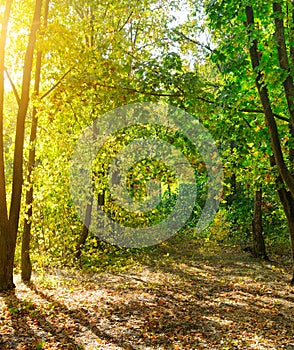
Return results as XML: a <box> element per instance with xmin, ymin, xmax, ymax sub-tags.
<box><xmin>1</xmin><ymin>239</ymin><xmax>294</xmax><ymax>349</ymax></box>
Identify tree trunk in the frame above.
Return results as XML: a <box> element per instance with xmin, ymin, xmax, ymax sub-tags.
<box><xmin>278</xmin><ymin>190</ymin><xmax>294</xmax><ymax>285</ymax></box>
<box><xmin>246</xmin><ymin>5</ymin><xmax>294</xmax><ymax>284</ymax></box>
<box><xmin>0</xmin><ymin>0</ymin><xmax>14</xmax><ymax>291</ymax></box>
<box><xmin>21</xmin><ymin>205</ymin><xmax>33</xmax><ymax>282</ymax></box>
<box><xmin>252</xmin><ymin>188</ymin><xmax>268</xmax><ymax>260</ymax></box>
<box><xmin>76</xmin><ymin>199</ymin><xmax>93</xmax><ymax>259</ymax></box>
<box><xmin>0</xmin><ymin>0</ymin><xmax>13</xmax><ymax>291</ymax></box>
<box><xmin>21</xmin><ymin>52</ymin><xmax>41</xmax><ymax>283</ymax></box>
<box><xmin>246</xmin><ymin>6</ymin><xmax>294</xmax><ymax>198</ymax></box>
<box><xmin>0</xmin><ymin>0</ymin><xmax>42</xmax><ymax>291</ymax></box>
<box><xmin>272</xmin><ymin>2</ymin><xmax>294</xmax><ymax>124</ymax></box>
<box><xmin>21</xmin><ymin>0</ymin><xmax>50</xmax><ymax>283</ymax></box>
<box><xmin>76</xmin><ymin>118</ymin><xmax>104</xmax><ymax>258</ymax></box>
<box><xmin>0</xmin><ymin>224</ymin><xmax>16</xmax><ymax>290</ymax></box>
<box><xmin>76</xmin><ymin>188</ymin><xmax>106</xmax><ymax>258</ymax></box>
<box><xmin>269</xmin><ymin>154</ymin><xmax>294</xmax><ymax>284</ymax></box>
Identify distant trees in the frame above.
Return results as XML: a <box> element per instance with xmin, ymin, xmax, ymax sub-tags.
<box><xmin>0</xmin><ymin>0</ymin><xmax>181</xmax><ymax>289</ymax></box>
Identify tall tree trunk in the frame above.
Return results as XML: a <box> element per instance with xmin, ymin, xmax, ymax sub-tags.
<box><xmin>272</xmin><ymin>2</ymin><xmax>294</xmax><ymax>124</ymax></box>
<box><xmin>21</xmin><ymin>0</ymin><xmax>50</xmax><ymax>283</ymax></box>
<box><xmin>0</xmin><ymin>0</ymin><xmax>14</xmax><ymax>291</ymax></box>
<box><xmin>246</xmin><ymin>5</ymin><xmax>294</xmax><ymax>284</ymax></box>
<box><xmin>272</xmin><ymin>7</ymin><xmax>294</xmax><ymax>273</ymax></box>
<box><xmin>227</xmin><ymin>141</ymin><xmax>238</xmax><ymax>206</ymax></box>
<box><xmin>0</xmin><ymin>0</ymin><xmax>43</xmax><ymax>291</ymax></box>
<box><xmin>252</xmin><ymin>188</ymin><xmax>268</xmax><ymax>260</ymax></box>
<box><xmin>246</xmin><ymin>6</ymin><xmax>294</xmax><ymax>198</ymax></box>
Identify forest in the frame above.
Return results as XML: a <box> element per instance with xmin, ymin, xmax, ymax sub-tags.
<box><xmin>0</xmin><ymin>0</ymin><xmax>294</xmax><ymax>348</ymax></box>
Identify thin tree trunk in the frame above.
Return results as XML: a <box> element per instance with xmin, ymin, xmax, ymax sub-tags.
<box><xmin>273</xmin><ymin>2</ymin><xmax>294</xmax><ymax>125</ymax></box>
<box><xmin>252</xmin><ymin>188</ymin><xmax>268</xmax><ymax>260</ymax></box>
<box><xmin>245</xmin><ymin>5</ymin><xmax>294</xmax><ymax>284</ymax></box>
<box><xmin>277</xmin><ymin>188</ymin><xmax>294</xmax><ymax>285</ymax></box>
<box><xmin>21</xmin><ymin>0</ymin><xmax>50</xmax><ymax>283</ymax></box>
<box><xmin>76</xmin><ymin>189</ymin><xmax>105</xmax><ymax>258</ymax></box>
<box><xmin>76</xmin><ymin>198</ymin><xmax>93</xmax><ymax>259</ymax></box>
<box><xmin>226</xmin><ymin>141</ymin><xmax>238</xmax><ymax>205</ymax></box>
<box><xmin>270</xmin><ymin>155</ymin><xmax>294</xmax><ymax>284</ymax></box>
<box><xmin>246</xmin><ymin>6</ymin><xmax>294</xmax><ymax>198</ymax></box>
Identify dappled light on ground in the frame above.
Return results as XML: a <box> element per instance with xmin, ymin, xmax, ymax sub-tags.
<box><xmin>1</xmin><ymin>241</ymin><xmax>294</xmax><ymax>349</ymax></box>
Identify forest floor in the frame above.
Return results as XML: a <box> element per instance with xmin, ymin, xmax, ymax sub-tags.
<box><xmin>1</xmin><ymin>238</ymin><xmax>294</xmax><ymax>350</ymax></box>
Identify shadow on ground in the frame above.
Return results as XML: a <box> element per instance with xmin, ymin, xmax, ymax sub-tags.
<box><xmin>0</xmin><ymin>239</ymin><xmax>294</xmax><ymax>349</ymax></box>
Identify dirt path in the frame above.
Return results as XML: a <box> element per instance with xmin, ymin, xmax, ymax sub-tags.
<box><xmin>1</xmin><ymin>240</ymin><xmax>294</xmax><ymax>349</ymax></box>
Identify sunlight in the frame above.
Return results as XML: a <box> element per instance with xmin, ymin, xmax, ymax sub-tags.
<box><xmin>0</xmin><ymin>1</ymin><xmax>294</xmax><ymax>348</ymax></box>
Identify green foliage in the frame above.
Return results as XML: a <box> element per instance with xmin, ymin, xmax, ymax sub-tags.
<box><xmin>5</xmin><ymin>0</ymin><xmax>293</xmax><ymax>277</ymax></box>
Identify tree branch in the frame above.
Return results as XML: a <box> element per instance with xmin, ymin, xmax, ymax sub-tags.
<box><xmin>88</xmin><ymin>78</ymin><xmax>290</xmax><ymax>122</ymax></box>
<box><xmin>4</xmin><ymin>68</ymin><xmax>20</xmax><ymax>106</ymax></box>
<box><xmin>241</xmin><ymin>108</ymin><xmax>290</xmax><ymax>123</ymax></box>
<box><xmin>40</xmin><ymin>68</ymin><xmax>72</xmax><ymax>100</ymax></box>
<box><xmin>173</xmin><ymin>29</ymin><xmax>213</xmax><ymax>52</ymax></box>
<box><xmin>93</xmin><ymin>81</ymin><xmax>181</xmax><ymax>98</ymax></box>
<box><xmin>117</xmin><ymin>9</ymin><xmax>134</xmax><ymax>32</ymax></box>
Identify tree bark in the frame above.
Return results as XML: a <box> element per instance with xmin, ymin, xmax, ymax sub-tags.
<box><xmin>0</xmin><ymin>0</ymin><xmax>43</xmax><ymax>291</ymax></box>
<box><xmin>252</xmin><ymin>188</ymin><xmax>268</xmax><ymax>260</ymax></box>
<box><xmin>0</xmin><ymin>223</ymin><xmax>16</xmax><ymax>290</ymax></box>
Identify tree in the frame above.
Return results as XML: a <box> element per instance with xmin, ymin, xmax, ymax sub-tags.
<box><xmin>31</xmin><ymin>0</ymin><xmax>178</xmax><ymax>260</ymax></box>
<box><xmin>245</xmin><ymin>2</ymin><xmax>294</xmax><ymax>283</ymax></box>
<box><xmin>21</xmin><ymin>0</ymin><xmax>50</xmax><ymax>283</ymax></box>
<box><xmin>205</xmin><ymin>0</ymin><xmax>294</xmax><ymax>284</ymax></box>
<box><xmin>0</xmin><ymin>0</ymin><xmax>42</xmax><ymax>290</ymax></box>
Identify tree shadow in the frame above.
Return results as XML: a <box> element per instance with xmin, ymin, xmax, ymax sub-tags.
<box><xmin>0</xmin><ymin>284</ymin><xmax>135</xmax><ymax>349</ymax></box>
<box><xmin>100</xmin><ymin>239</ymin><xmax>294</xmax><ymax>347</ymax></box>
<box><xmin>1</xmin><ymin>289</ymin><xmax>81</xmax><ymax>349</ymax></box>
<box><xmin>28</xmin><ymin>282</ymin><xmax>136</xmax><ymax>349</ymax></box>
<box><xmin>29</xmin><ymin>281</ymin><xmax>232</xmax><ymax>349</ymax></box>
<box><xmin>104</xmin><ymin>265</ymin><xmax>294</xmax><ymax>348</ymax></box>
<box><xmin>1</xmin><ymin>239</ymin><xmax>293</xmax><ymax>349</ymax></box>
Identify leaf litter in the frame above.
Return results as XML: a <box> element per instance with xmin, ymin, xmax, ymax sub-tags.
<box><xmin>0</xmin><ymin>240</ymin><xmax>294</xmax><ymax>349</ymax></box>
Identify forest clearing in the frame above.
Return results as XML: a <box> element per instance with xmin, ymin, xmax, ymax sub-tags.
<box><xmin>1</xmin><ymin>237</ymin><xmax>294</xmax><ymax>349</ymax></box>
